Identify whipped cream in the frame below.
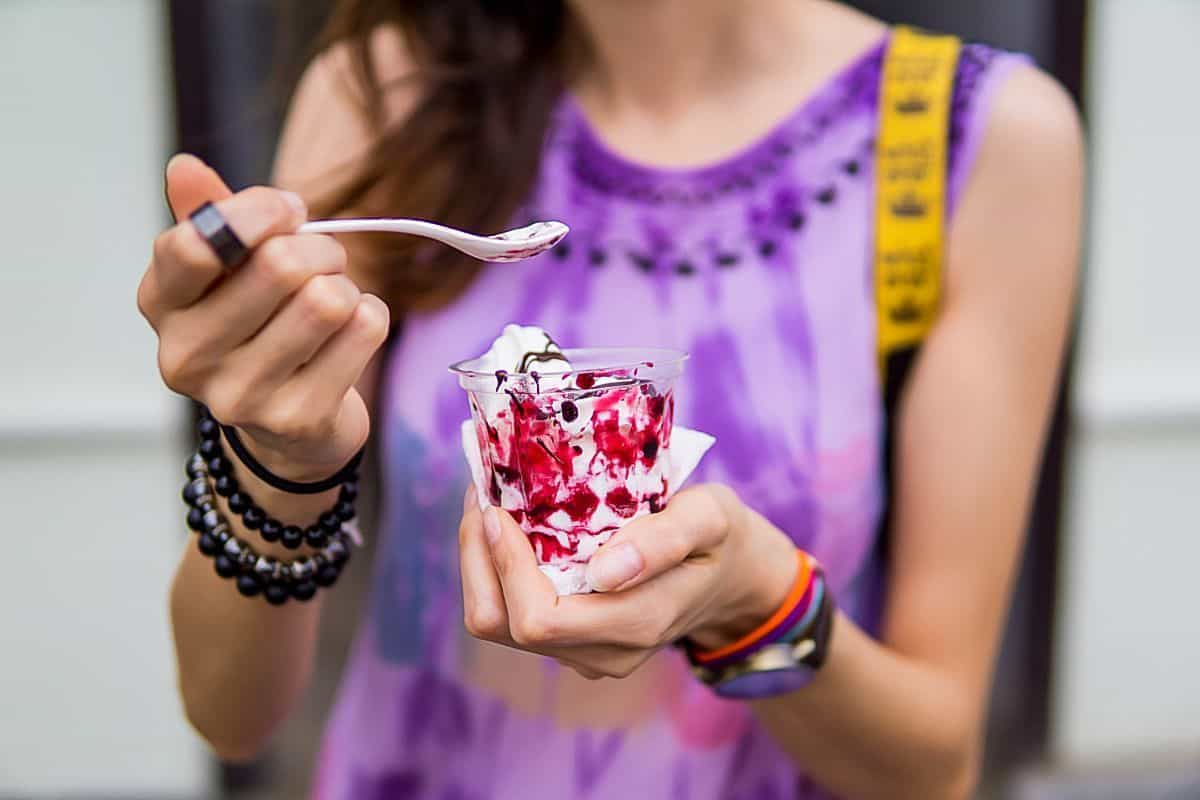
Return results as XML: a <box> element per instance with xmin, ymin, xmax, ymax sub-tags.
<box><xmin>477</xmin><ymin>323</ymin><xmax>570</xmax><ymax>375</ymax></box>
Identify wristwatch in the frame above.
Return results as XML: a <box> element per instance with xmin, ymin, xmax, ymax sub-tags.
<box><xmin>686</xmin><ymin>574</ymin><xmax>835</xmax><ymax>700</ymax></box>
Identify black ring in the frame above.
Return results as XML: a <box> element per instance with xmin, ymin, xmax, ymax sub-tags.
<box><xmin>189</xmin><ymin>201</ymin><xmax>249</xmax><ymax>268</ymax></box>
<box><xmin>220</xmin><ymin>423</ymin><xmax>364</xmax><ymax>495</ymax></box>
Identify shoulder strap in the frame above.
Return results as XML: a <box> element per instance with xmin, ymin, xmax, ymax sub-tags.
<box><xmin>876</xmin><ymin>26</ymin><xmax>961</xmax><ymax>381</ymax></box>
<box><xmin>875</xmin><ymin>26</ymin><xmax>961</xmax><ymax>554</ymax></box>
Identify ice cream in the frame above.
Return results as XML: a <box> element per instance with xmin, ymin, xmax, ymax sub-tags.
<box><xmin>452</xmin><ymin>326</ymin><xmax>713</xmax><ymax>594</ymax></box>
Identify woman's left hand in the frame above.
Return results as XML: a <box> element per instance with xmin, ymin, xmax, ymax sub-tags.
<box><xmin>457</xmin><ymin>484</ymin><xmax>797</xmax><ymax>679</ymax></box>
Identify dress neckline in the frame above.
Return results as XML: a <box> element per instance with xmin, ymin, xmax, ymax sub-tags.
<box><xmin>559</xmin><ymin>33</ymin><xmax>889</xmax><ymax>204</ymax></box>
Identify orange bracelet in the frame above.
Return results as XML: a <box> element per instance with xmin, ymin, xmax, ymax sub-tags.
<box><xmin>689</xmin><ymin>549</ymin><xmax>819</xmax><ymax>667</ymax></box>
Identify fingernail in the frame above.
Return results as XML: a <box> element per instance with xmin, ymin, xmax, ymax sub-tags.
<box><xmin>586</xmin><ymin>542</ymin><xmax>643</xmax><ymax>592</ymax></box>
<box><xmin>165</xmin><ymin>152</ymin><xmax>191</xmax><ymax>173</ymax></box>
<box><xmin>483</xmin><ymin>507</ymin><xmax>502</xmax><ymax>544</ymax></box>
<box><xmin>464</xmin><ymin>485</ymin><xmax>477</xmax><ymax>513</ymax></box>
<box><xmin>282</xmin><ymin>190</ymin><xmax>307</xmax><ymax>218</ymax></box>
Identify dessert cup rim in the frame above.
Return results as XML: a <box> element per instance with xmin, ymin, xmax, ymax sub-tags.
<box><xmin>448</xmin><ymin>346</ymin><xmax>689</xmax><ymax>380</ymax></box>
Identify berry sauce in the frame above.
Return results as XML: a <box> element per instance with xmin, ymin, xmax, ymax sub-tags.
<box><xmin>470</xmin><ymin>374</ymin><xmax>674</xmax><ymax>568</ymax></box>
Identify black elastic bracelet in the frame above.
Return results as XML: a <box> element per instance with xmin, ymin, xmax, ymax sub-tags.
<box><xmin>217</xmin><ymin>420</ymin><xmax>364</xmax><ymax>496</ymax></box>
<box><xmin>194</xmin><ymin>417</ymin><xmax>358</xmax><ymax>549</ymax></box>
<box><xmin>188</xmin><ymin>450</ymin><xmax>356</xmax><ymax>554</ymax></box>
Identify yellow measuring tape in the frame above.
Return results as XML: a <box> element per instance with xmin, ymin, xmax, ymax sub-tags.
<box><xmin>875</xmin><ymin>26</ymin><xmax>962</xmax><ymax>382</ymax></box>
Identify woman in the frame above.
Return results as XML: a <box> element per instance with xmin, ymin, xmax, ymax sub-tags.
<box><xmin>139</xmin><ymin>1</ymin><xmax>1083</xmax><ymax>797</ymax></box>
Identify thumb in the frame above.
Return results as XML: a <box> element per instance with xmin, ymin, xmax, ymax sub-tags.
<box><xmin>164</xmin><ymin>153</ymin><xmax>233</xmax><ymax>222</ymax></box>
<box><xmin>585</xmin><ymin>487</ymin><xmax>729</xmax><ymax>593</ymax></box>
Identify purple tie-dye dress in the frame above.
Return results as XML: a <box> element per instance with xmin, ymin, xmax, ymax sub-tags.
<box><xmin>313</xmin><ymin>37</ymin><xmax>1029</xmax><ymax>800</ymax></box>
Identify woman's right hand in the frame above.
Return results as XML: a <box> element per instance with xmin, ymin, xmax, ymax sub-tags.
<box><xmin>137</xmin><ymin>154</ymin><xmax>390</xmax><ymax>479</ymax></box>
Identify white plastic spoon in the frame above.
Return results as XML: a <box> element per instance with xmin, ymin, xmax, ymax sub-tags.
<box><xmin>297</xmin><ymin>218</ymin><xmax>569</xmax><ymax>263</ymax></box>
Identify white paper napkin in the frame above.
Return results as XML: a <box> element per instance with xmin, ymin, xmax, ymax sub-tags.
<box><xmin>460</xmin><ymin>420</ymin><xmax>716</xmax><ymax>595</ymax></box>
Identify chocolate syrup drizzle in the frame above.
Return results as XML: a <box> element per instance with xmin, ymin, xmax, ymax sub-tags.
<box><xmin>537</xmin><ymin>439</ymin><xmax>564</xmax><ymax>466</ymax></box>
<box><xmin>517</xmin><ymin>333</ymin><xmax>569</xmax><ymax>373</ymax></box>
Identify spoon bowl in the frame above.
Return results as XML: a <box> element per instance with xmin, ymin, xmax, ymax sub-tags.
<box><xmin>297</xmin><ymin>218</ymin><xmax>569</xmax><ymax>262</ymax></box>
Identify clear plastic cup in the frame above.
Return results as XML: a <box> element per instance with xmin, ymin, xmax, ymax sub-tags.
<box><xmin>450</xmin><ymin>347</ymin><xmax>687</xmax><ymax>587</ymax></box>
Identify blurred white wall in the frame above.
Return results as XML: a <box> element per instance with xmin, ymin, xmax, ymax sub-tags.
<box><xmin>0</xmin><ymin>2</ymin><xmax>206</xmax><ymax>796</ymax></box>
<box><xmin>1053</xmin><ymin>0</ymin><xmax>1200</xmax><ymax>766</ymax></box>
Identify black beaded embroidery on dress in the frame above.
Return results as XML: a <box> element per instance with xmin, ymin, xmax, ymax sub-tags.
<box><xmin>520</xmin><ymin>40</ymin><xmax>1006</xmax><ymax>277</ymax></box>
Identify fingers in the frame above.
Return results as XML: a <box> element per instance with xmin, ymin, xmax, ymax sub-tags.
<box><xmin>460</xmin><ymin>498</ymin><xmax>621</xmax><ymax>673</ymax></box>
<box><xmin>466</xmin><ymin>505</ymin><xmax>652</xmax><ymax>675</ymax></box>
<box><xmin>464</xmin><ymin>503</ymin><xmax>713</xmax><ymax>678</ymax></box>
<box><xmin>285</xmin><ymin>293</ymin><xmax>390</xmax><ymax>410</ymax></box>
<box><xmin>227</xmin><ymin>273</ymin><xmax>363</xmax><ymax>387</ymax></box>
<box><xmin>204</xmin><ymin>185</ymin><xmax>308</xmax><ymax>255</ymax></box>
<box><xmin>204</xmin><ymin>289</ymin><xmax>384</xmax><ymax>444</ymax></box>
<box><xmin>479</xmin><ymin>506</ymin><xmax>698</xmax><ymax>650</ymax></box>
<box><xmin>139</xmin><ymin>155</ymin><xmax>379</xmax><ymax>477</ymax></box>
<box><xmin>475</xmin><ymin>506</ymin><xmax>700</xmax><ymax>652</ymax></box>
<box><xmin>152</xmin><ymin>235</ymin><xmax>350</xmax><ymax>400</ymax></box>
<box><xmin>165</xmin><ymin>153</ymin><xmax>233</xmax><ymax>222</ymax></box>
<box><xmin>198</xmin><ymin>232</ymin><xmax>349</xmax><ymax>349</ymax></box>
<box><xmin>584</xmin><ymin>486</ymin><xmax>731</xmax><ymax>593</ymax></box>
<box><xmin>459</xmin><ymin>492</ymin><xmax>511</xmax><ymax>642</ymax></box>
<box><xmin>147</xmin><ymin>184</ymin><xmax>308</xmax><ymax>312</ymax></box>
<box><xmin>482</xmin><ymin>507</ymin><xmax>563</xmax><ymax>647</ymax></box>
<box><xmin>140</xmin><ymin>155</ymin><xmax>232</xmax><ymax>327</ymax></box>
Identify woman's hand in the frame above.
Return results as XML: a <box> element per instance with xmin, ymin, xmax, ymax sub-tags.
<box><xmin>457</xmin><ymin>484</ymin><xmax>797</xmax><ymax>679</ymax></box>
<box><xmin>137</xmin><ymin>155</ymin><xmax>390</xmax><ymax>479</ymax></box>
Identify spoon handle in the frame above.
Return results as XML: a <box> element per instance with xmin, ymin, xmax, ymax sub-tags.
<box><xmin>298</xmin><ymin>218</ymin><xmax>456</xmax><ymax>239</ymax></box>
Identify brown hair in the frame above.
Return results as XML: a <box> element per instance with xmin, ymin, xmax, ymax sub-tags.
<box><xmin>310</xmin><ymin>1</ymin><xmax>571</xmax><ymax>312</ymax></box>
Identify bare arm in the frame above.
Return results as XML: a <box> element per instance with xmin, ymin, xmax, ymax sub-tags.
<box><xmin>162</xmin><ymin>31</ymin><xmax>415</xmax><ymax>762</ymax></box>
<box><xmin>168</xmin><ymin>360</ymin><xmax>383</xmax><ymax>762</ymax></box>
<box><xmin>750</xmin><ymin>66</ymin><xmax>1084</xmax><ymax>798</ymax></box>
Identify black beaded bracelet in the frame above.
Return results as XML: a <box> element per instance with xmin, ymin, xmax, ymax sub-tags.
<box><xmin>202</xmin><ymin>406</ymin><xmax>364</xmax><ymax>496</ymax></box>
<box><xmin>192</xmin><ymin>416</ymin><xmax>358</xmax><ymax>551</ymax></box>
<box><xmin>183</xmin><ymin>467</ymin><xmax>351</xmax><ymax>604</ymax></box>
